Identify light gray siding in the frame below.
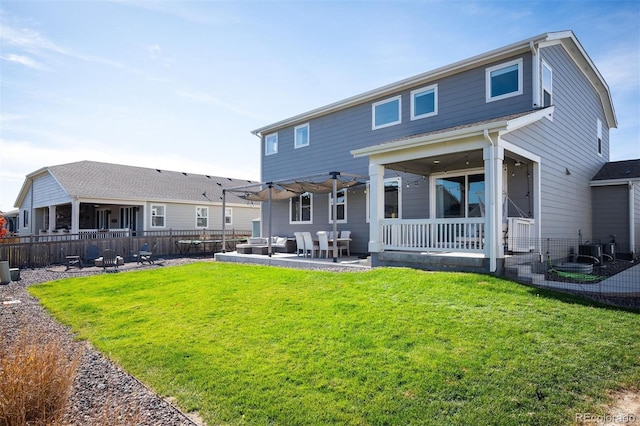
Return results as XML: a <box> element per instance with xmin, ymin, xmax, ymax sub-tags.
<box><xmin>262</xmin><ymin>53</ymin><xmax>533</xmax><ymax>183</ymax></box>
<box><xmin>144</xmin><ymin>201</ymin><xmax>259</xmax><ymax>232</ymax></box>
<box><xmin>31</xmin><ymin>174</ymin><xmax>71</xmax><ymax>208</ymax></box>
<box><xmin>503</xmin><ymin>44</ymin><xmax>609</xmax><ymax>239</ymax></box>
<box><xmin>592</xmin><ymin>185</ymin><xmax>628</xmax><ymax>249</ymax></box>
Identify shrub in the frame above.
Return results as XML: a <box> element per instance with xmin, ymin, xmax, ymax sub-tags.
<box><xmin>0</xmin><ymin>326</ymin><xmax>82</xmax><ymax>425</ymax></box>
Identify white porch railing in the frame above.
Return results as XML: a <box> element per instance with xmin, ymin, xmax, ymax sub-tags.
<box><xmin>78</xmin><ymin>228</ymin><xmax>131</xmax><ymax>239</ymax></box>
<box><xmin>507</xmin><ymin>217</ymin><xmax>535</xmax><ymax>252</ymax></box>
<box><xmin>381</xmin><ymin>218</ymin><xmax>486</xmax><ymax>253</ymax></box>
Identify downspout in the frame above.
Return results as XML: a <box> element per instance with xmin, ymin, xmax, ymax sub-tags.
<box><xmin>630</xmin><ymin>181</ymin><xmax>635</xmax><ymax>256</ymax></box>
<box><xmin>530</xmin><ymin>41</ymin><xmax>540</xmax><ymax>109</ymax></box>
<box><xmin>483</xmin><ymin>129</ymin><xmax>497</xmax><ymax>273</ymax></box>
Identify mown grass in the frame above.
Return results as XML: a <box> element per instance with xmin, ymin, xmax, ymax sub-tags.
<box><xmin>29</xmin><ymin>263</ymin><xmax>640</xmax><ymax>425</ymax></box>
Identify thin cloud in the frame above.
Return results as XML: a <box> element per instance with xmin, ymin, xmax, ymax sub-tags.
<box><xmin>1</xmin><ymin>53</ymin><xmax>46</xmax><ymax>70</ymax></box>
<box><xmin>176</xmin><ymin>89</ymin><xmax>267</xmax><ymax>121</ymax></box>
<box><xmin>597</xmin><ymin>48</ymin><xmax>640</xmax><ymax>94</ymax></box>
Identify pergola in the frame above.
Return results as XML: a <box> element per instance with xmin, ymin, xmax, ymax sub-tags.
<box><xmin>222</xmin><ymin>172</ymin><xmax>366</xmax><ymax>261</ymax></box>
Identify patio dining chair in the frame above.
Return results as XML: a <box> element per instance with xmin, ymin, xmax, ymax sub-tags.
<box><xmin>316</xmin><ymin>231</ymin><xmax>330</xmax><ymax>258</ymax></box>
<box><xmin>294</xmin><ymin>232</ymin><xmax>305</xmax><ymax>257</ymax></box>
<box><xmin>338</xmin><ymin>230</ymin><xmax>351</xmax><ymax>257</ymax></box>
<box><xmin>301</xmin><ymin>232</ymin><xmax>318</xmax><ymax>258</ymax></box>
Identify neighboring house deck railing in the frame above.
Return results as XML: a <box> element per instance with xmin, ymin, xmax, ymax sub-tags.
<box><xmin>381</xmin><ymin>218</ymin><xmax>486</xmax><ymax>253</ymax></box>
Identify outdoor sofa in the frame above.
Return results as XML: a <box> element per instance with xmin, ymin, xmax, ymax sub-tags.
<box><xmin>236</xmin><ymin>237</ymin><xmax>296</xmax><ymax>254</ymax></box>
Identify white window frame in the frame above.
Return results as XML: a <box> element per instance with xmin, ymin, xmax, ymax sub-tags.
<box><xmin>486</xmin><ymin>58</ymin><xmax>523</xmax><ymax>103</ymax></box>
<box><xmin>429</xmin><ymin>168</ymin><xmax>485</xmax><ymax>218</ymax></box>
<box><xmin>410</xmin><ymin>84</ymin><xmax>438</xmax><ymax>120</ymax></box>
<box><xmin>294</xmin><ymin>123</ymin><xmax>309</xmax><ymax>149</ymax></box>
<box><xmin>541</xmin><ymin>60</ymin><xmax>553</xmax><ymax>107</ymax></box>
<box><xmin>289</xmin><ymin>192</ymin><xmax>313</xmax><ymax>224</ymax></box>
<box><xmin>366</xmin><ymin>177</ymin><xmax>402</xmax><ymax>222</ymax></box>
<box><xmin>195</xmin><ymin>206</ymin><xmax>209</xmax><ymax>228</ymax></box>
<box><xmin>372</xmin><ymin>95</ymin><xmax>402</xmax><ymax>130</ymax></box>
<box><xmin>265</xmin><ymin>133</ymin><xmax>278</xmax><ymax>156</ymax></box>
<box><xmin>150</xmin><ymin>204</ymin><xmax>166</xmax><ymax>228</ymax></box>
<box><xmin>597</xmin><ymin>118</ymin><xmax>603</xmax><ymax>156</ymax></box>
<box><xmin>225</xmin><ymin>207</ymin><xmax>233</xmax><ymax>225</ymax></box>
<box><xmin>328</xmin><ymin>189</ymin><xmax>347</xmax><ymax>224</ymax></box>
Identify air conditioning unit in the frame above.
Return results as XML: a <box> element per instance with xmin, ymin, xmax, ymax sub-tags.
<box><xmin>578</xmin><ymin>244</ymin><xmax>602</xmax><ymax>264</ymax></box>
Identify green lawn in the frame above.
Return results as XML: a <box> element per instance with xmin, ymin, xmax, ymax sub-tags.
<box><xmin>29</xmin><ymin>263</ymin><xmax>640</xmax><ymax>425</ymax></box>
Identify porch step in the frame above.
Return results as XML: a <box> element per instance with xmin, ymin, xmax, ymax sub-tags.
<box><xmin>506</xmin><ymin>264</ymin><xmax>545</xmax><ymax>285</ymax></box>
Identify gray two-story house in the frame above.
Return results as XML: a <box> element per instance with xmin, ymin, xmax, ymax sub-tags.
<box><xmin>250</xmin><ymin>31</ymin><xmax>624</xmax><ymax>273</ymax></box>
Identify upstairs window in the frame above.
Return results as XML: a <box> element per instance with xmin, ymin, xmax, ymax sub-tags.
<box><xmin>597</xmin><ymin>118</ymin><xmax>603</xmax><ymax>155</ymax></box>
<box><xmin>295</xmin><ymin>123</ymin><xmax>309</xmax><ymax>149</ymax></box>
<box><xmin>265</xmin><ymin>133</ymin><xmax>278</xmax><ymax>156</ymax></box>
<box><xmin>150</xmin><ymin>204</ymin><xmax>165</xmax><ymax>227</ymax></box>
<box><xmin>372</xmin><ymin>96</ymin><xmax>401</xmax><ymax>129</ymax></box>
<box><xmin>541</xmin><ymin>60</ymin><xmax>553</xmax><ymax>107</ymax></box>
<box><xmin>486</xmin><ymin>58</ymin><xmax>523</xmax><ymax>102</ymax></box>
<box><xmin>290</xmin><ymin>192</ymin><xmax>312</xmax><ymax>224</ymax></box>
<box><xmin>196</xmin><ymin>206</ymin><xmax>208</xmax><ymax>228</ymax></box>
<box><xmin>411</xmin><ymin>84</ymin><xmax>438</xmax><ymax>120</ymax></box>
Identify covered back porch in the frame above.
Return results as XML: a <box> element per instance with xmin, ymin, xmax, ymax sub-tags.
<box><xmin>352</xmin><ymin>109</ymin><xmax>551</xmax><ymax>273</ymax></box>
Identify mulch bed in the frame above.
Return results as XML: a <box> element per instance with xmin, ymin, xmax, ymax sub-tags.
<box><xmin>545</xmin><ymin>259</ymin><xmax>637</xmax><ymax>284</ymax></box>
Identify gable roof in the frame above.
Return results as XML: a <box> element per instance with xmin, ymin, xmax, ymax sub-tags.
<box><xmin>14</xmin><ymin>161</ymin><xmax>259</xmax><ymax>207</ymax></box>
<box><xmin>591</xmin><ymin>159</ymin><xmax>640</xmax><ymax>185</ymax></box>
<box><xmin>252</xmin><ymin>31</ymin><xmax>616</xmax><ymax>136</ymax></box>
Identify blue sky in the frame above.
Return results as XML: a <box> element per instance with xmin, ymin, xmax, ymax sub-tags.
<box><xmin>1</xmin><ymin>0</ymin><xmax>638</xmax><ymax>212</ymax></box>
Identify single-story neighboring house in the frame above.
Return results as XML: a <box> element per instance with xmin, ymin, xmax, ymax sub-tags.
<box><xmin>14</xmin><ymin>160</ymin><xmax>260</xmax><ymax>237</ymax></box>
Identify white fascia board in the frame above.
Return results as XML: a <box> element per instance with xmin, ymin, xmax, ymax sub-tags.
<box><xmin>590</xmin><ymin>178</ymin><xmax>640</xmax><ymax>187</ymax></box>
<box><xmin>253</xmin><ymin>33</ymin><xmax>551</xmax><ymax>136</ymax></box>
<box><xmin>352</xmin><ymin>122</ymin><xmax>508</xmax><ymax>158</ymax></box>
<box><xmin>500</xmin><ymin>106</ymin><xmax>554</xmax><ymax>134</ymax></box>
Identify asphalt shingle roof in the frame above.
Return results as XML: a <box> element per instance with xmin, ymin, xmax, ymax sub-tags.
<box><xmin>46</xmin><ymin>161</ymin><xmax>258</xmax><ymax>204</ymax></box>
<box><xmin>592</xmin><ymin>159</ymin><xmax>640</xmax><ymax>181</ymax></box>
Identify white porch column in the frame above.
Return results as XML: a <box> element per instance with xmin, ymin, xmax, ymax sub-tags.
<box><xmin>368</xmin><ymin>162</ymin><xmax>385</xmax><ymax>253</ymax></box>
<box><xmin>483</xmin><ymin>144</ymin><xmax>504</xmax><ymax>272</ymax></box>
<box><xmin>48</xmin><ymin>206</ymin><xmax>56</xmax><ymax>232</ymax></box>
<box><xmin>71</xmin><ymin>198</ymin><xmax>80</xmax><ymax>234</ymax></box>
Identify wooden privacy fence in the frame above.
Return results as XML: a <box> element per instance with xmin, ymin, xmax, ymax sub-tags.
<box><xmin>0</xmin><ymin>229</ymin><xmax>251</xmax><ymax>269</ymax></box>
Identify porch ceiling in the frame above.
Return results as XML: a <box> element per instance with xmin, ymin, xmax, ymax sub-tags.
<box><xmin>387</xmin><ymin>150</ymin><xmax>485</xmax><ymax>176</ymax></box>
<box><xmin>386</xmin><ymin>149</ymin><xmax>533</xmax><ymax>176</ymax></box>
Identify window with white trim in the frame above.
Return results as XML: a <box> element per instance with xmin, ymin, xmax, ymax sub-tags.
<box><xmin>22</xmin><ymin>210</ymin><xmax>29</xmax><ymax>228</ymax></box>
<box><xmin>486</xmin><ymin>58</ymin><xmax>523</xmax><ymax>102</ymax></box>
<box><xmin>265</xmin><ymin>133</ymin><xmax>278</xmax><ymax>155</ymax></box>
<box><xmin>150</xmin><ymin>204</ymin><xmax>165</xmax><ymax>227</ymax></box>
<box><xmin>597</xmin><ymin>118</ymin><xmax>603</xmax><ymax>155</ymax></box>
<box><xmin>372</xmin><ymin>95</ymin><xmax>401</xmax><ymax>129</ymax></box>
<box><xmin>290</xmin><ymin>192</ymin><xmax>312</xmax><ymax>224</ymax></box>
<box><xmin>294</xmin><ymin>123</ymin><xmax>309</xmax><ymax>149</ymax></box>
<box><xmin>541</xmin><ymin>60</ymin><xmax>553</xmax><ymax>107</ymax></box>
<box><xmin>434</xmin><ymin>172</ymin><xmax>485</xmax><ymax>218</ymax></box>
<box><xmin>225</xmin><ymin>207</ymin><xmax>232</xmax><ymax>225</ymax></box>
<box><xmin>411</xmin><ymin>84</ymin><xmax>438</xmax><ymax>120</ymax></box>
<box><xmin>329</xmin><ymin>189</ymin><xmax>347</xmax><ymax>223</ymax></box>
<box><xmin>366</xmin><ymin>177</ymin><xmax>402</xmax><ymax>221</ymax></box>
<box><xmin>196</xmin><ymin>206</ymin><xmax>208</xmax><ymax>228</ymax></box>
